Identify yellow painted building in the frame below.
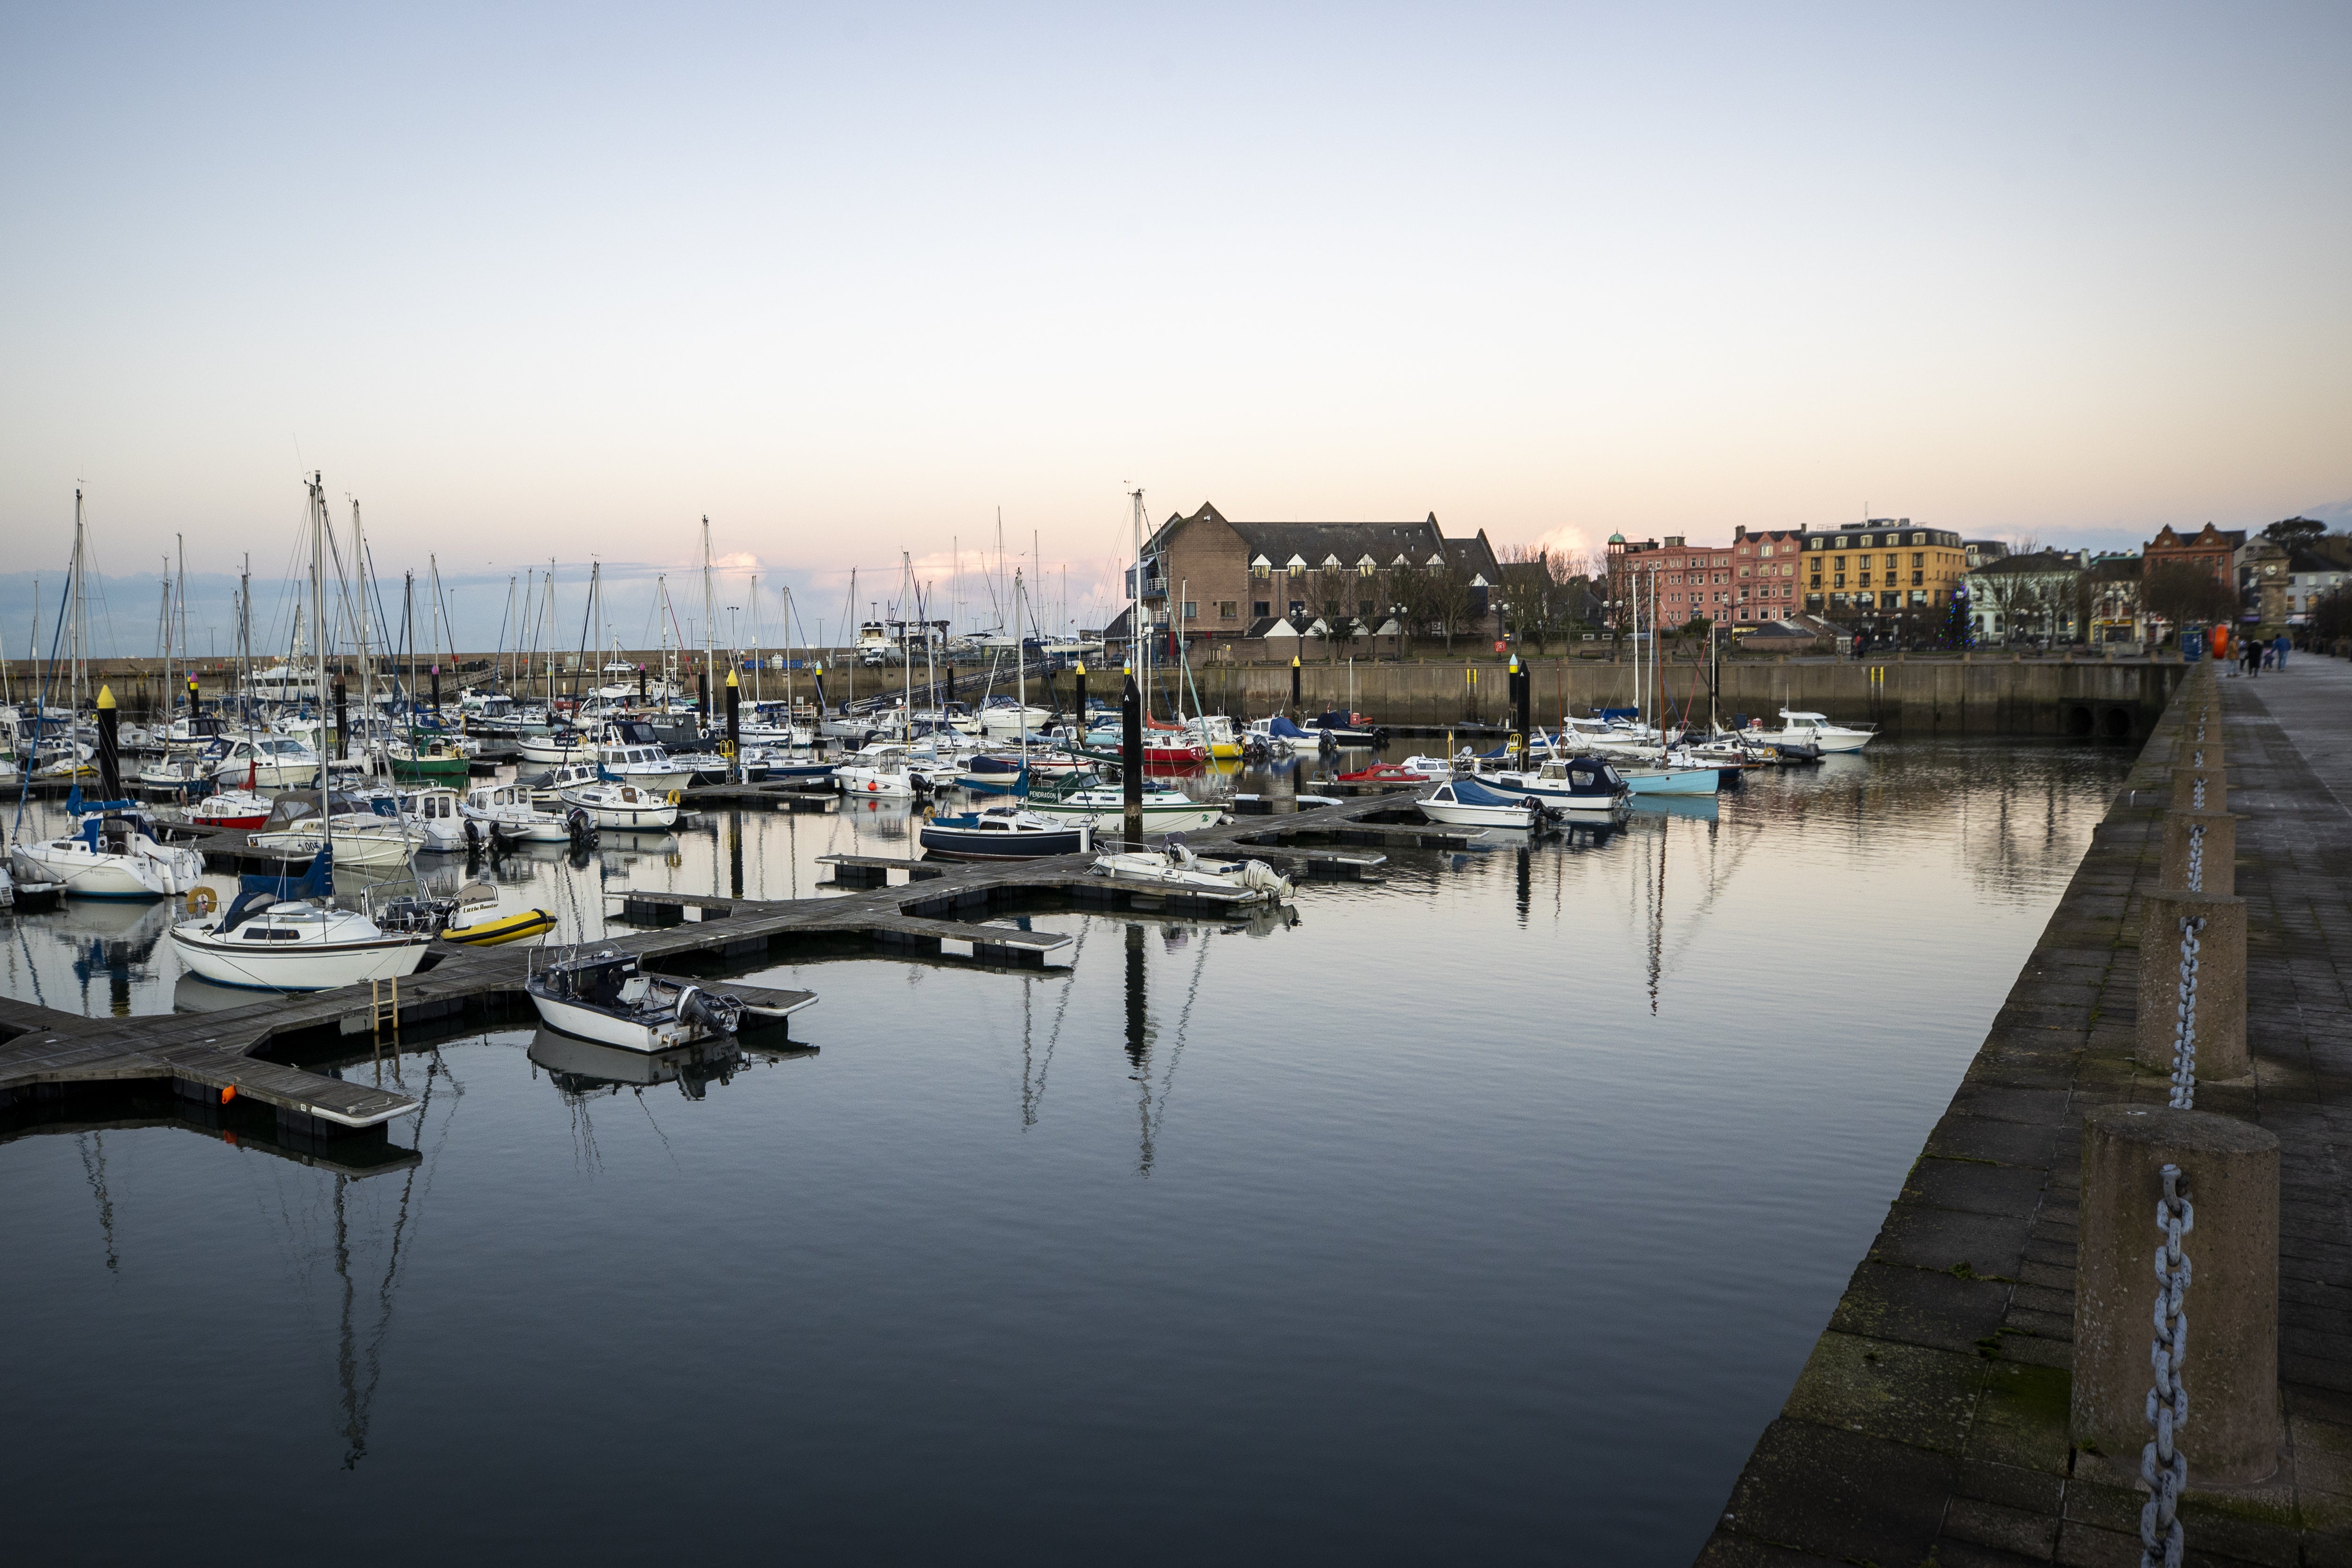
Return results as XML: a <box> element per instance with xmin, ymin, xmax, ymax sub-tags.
<box><xmin>1802</xmin><ymin>520</ymin><xmax>1966</xmax><ymax>622</ymax></box>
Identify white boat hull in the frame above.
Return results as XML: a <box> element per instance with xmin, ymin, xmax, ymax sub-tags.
<box><xmin>527</xmin><ymin>988</ymin><xmax>707</xmax><ymax>1052</ymax></box>
<box><xmin>168</xmin><ymin>925</ymin><xmax>432</xmax><ymax>990</ymax></box>
<box><xmin>13</xmin><ymin>841</ymin><xmax>200</xmax><ymax>900</ymax></box>
<box><xmin>248</xmin><ymin>829</ymin><xmax>415</xmax><ymax>870</ymax></box>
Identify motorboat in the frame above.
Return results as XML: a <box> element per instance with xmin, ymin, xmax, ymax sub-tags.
<box><xmin>597</xmin><ymin>737</ymin><xmax>698</xmax><ymax>794</ymax></box>
<box><xmin>463</xmin><ymin>783</ymin><xmax>580</xmax><ymax>844</ymax></box>
<box><xmin>1471</xmin><ymin>755</ymin><xmax>1632</xmax><ymax>815</ymax></box>
<box><xmin>1414</xmin><ymin>778</ymin><xmax>1548</xmax><ymax>829</ymax></box>
<box><xmin>1614</xmin><ymin>761</ymin><xmax>1724</xmax><ymax>796</ymax></box>
<box><xmin>1088</xmin><ymin>837</ymin><xmax>1292</xmax><ymax>904</ymax></box>
<box><xmin>1744</xmin><ymin>710</ymin><xmax>1876</xmax><ymax>753</ymax></box>
<box><xmin>558</xmin><ymin>780</ymin><xmax>682</xmax><ymax>830</ymax></box>
<box><xmin>918</xmin><ymin>805</ymin><xmax>1093</xmax><ymax>861</ymax></box>
<box><xmin>1183</xmin><ymin>714</ymin><xmax>1245</xmax><ymax>760</ymax></box>
<box><xmin>1335</xmin><ymin>761</ymin><xmax>1431</xmax><ymax>784</ymax></box>
<box><xmin>165</xmin><ymin>849</ymin><xmax>433</xmax><ymax>990</ymax></box>
<box><xmin>185</xmin><ymin>788</ymin><xmax>272</xmax><ymax>829</ymax></box>
<box><xmin>399</xmin><ymin>786</ymin><xmax>472</xmax><ymax>852</ymax></box>
<box><xmin>372</xmin><ymin>879</ymin><xmax>557</xmax><ymax>948</ymax></box>
<box><xmin>211</xmin><ymin>735</ymin><xmax>324</xmax><ymax>788</ymax></box>
<box><xmin>138</xmin><ymin>748</ymin><xmax>222</xmax><ymax>793</ymax></box>
<box><xmin>833</xmin><ymin>750</ymin><xmax>922</xmax><ymax>800</ymax></box>
<box><xmin>1248</xmin><ymin>715</ymin><xmax>1321</xmax><ymax>753</ymax></box>
<box><xmin>517</xmin><ymin>727</ymin><xmax>597</xmax><ymax>766</ymax></box>
<box><xmin>382</xmin><ymin>732</ymin><xmax>475</xmax><ymax>784</ymax></box>
<box><xmin>1026</xmin><ymin>781</ymin><xmax>1224</xmax><ymax>834</ymax></box>
<box><xmin>523</xmin><ymin>762</ymin><xmax>602</xmax><ymax>808</ymax></box>
<box><xmin>1300</xmin><ymin>711</ymin><xmax>1382</xmax><ymax>747</ymax></box>
<box><xmin>14</xmin><ymin>802</ymin><xmax>206</xmax><ymax>899</ymax></box>
<box><xmin>525</xmin><ymin>948</ymin><xmax>816</xmax><ymax>1051</ymax></box>
<box><xmin>250</xmin><ymin>809</ymin><xmax>418</xmax><ymax>871</ymax></box>
<box><xmin>976</xmin><ymin>696</ymin><xmax>1053</xmax><ymax>738</ymax></box>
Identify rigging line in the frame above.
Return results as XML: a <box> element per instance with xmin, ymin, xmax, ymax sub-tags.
<box><xmin>9</xmin><ymin>571</ymin><xmax>75</xmax><ymax>839</ymax></box>
<box><xmin>634</xmin><ymin>1085</ymin><xmax>684</xmax><ymax>1172</ymax></box>
<box><xmin>76</xmin><ymin>1131</ymin><xmax>119</xmax><ymax>1274</ymax></box>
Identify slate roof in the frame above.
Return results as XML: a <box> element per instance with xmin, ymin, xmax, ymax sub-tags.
<box><xmin>1150</xmin><ymin>502</ymin><xmax>1490</xmax><ymax>576</ymax></box>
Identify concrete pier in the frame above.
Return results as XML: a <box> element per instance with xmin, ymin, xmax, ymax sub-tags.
<box><xmin>1699</xmin><ymin>658</ymin><xmax>2352</xmax><ymax>1563</ymax></box>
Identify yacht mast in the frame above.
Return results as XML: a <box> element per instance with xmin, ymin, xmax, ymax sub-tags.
<box><xmin>308</xmin><ymin>474</ymin><xmax>332</xmax><ymax>860</ymax></box>
<box><xmin>700</xmin><ymin>516</ymin><xmax>717</xmax><ymax>731</ymax></box>
<box><xmin>351</xmin><ymin>501</ymin><xmax>375</xmax><ymax>775</ymax></box>
<box><xmin>749</xmin><ymin>571</ymin><xmax>762</xmax><ymax>705</ymax></box>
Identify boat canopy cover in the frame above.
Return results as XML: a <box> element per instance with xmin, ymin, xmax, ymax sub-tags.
<box><xmin>1450</xmin><ymin>777</ymin><xmax>1529</xmax><ymax>808</ymax></box>
<box><xmin>1597</xmin><ymin>707</ymin><xmax>1639</xmax><ymax>722</ymax></box>
<box><xmin>1267</xmin><ymin>715</ymin><xmax>1315</xmax><ymax>741</ymax></box>
<box><xmin>64</xmin><ymin>789</ymin><xmax>138</xmax><ymax>818</ymax></box>
<box><xmin>220</xmin><ymin>845</ymin><xmax>333</xmax><ymax>933</ymax></box>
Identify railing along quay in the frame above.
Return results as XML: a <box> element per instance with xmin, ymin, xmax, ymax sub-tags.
<box><xmin>1699</xmin><ymin>656</ymin><xmax>2352</xmax><ymax>1567</ymax></box>
<box><xmin>0</xmin><ymin>784</ymin><xmax>1428</xmax><ymax>1166</ymax></box>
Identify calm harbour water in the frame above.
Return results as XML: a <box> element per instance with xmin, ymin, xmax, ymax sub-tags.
<box><xmin>0</xmin><ymin>738</ymin><xmax>2131</xmax><ymax>1563</ymax></box>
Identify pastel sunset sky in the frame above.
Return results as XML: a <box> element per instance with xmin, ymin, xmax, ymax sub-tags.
<box><xmin>3</xmin><ymin>2</ymin><xmax>2345</xmax><ymax>649</ymax></box>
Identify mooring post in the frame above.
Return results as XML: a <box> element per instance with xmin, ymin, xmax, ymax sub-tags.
<box><xmin>333</xmin><ymin>677</ymin><xmax>348</xmax><ymax>760</ymax></box>
<box><xmin>2074</xmin><ymin>1104</ymin><xmax>2279</xmax><ymax>1483</ymax></box>
<box><xmin>1290</xmin><ymin>655</ymin><xmax>1301</xmax><ymax>714</ymax></box>
<box><xmin>2169</xmin><ymin>762</ymin><xmax>2226</xmax><ymax>814</ymax></box>
<box><xmin>1121</xmin><ymin>670</ymin><xmax>1143</xmax><ymax>849</ymax></box>
<box><xmin>725</xmin><ymin>667</ymin><xmax>742</xmax><ymax>784</ymax></box>
<box><xmin>96</xmin><ymin>684</ymin><xmax>121</xmax><ymax>799</ymax></box>
<box><xmin>2161</xmin><ymin>810</ymin><xmax>2237</xmax><ymax>895</ymax></box>
<box><xmin>2134</xmin><ymin>889</ymin><xmax>2247</xmax><ymax>1078</ymax></box>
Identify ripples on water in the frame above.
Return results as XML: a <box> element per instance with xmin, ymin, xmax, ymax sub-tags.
<box><xmin>0</xmin><ymin>739</ymin><xmax>2131</xmax><ymax>1563</ymax></box>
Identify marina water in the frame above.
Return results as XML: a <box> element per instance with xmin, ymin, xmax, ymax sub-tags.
<box><xmin>0</xmin><ymin>737</ymin><xmax>2130</xmax><ymax>1562</ymax></box>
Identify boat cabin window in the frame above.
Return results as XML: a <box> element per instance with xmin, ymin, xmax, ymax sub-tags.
<box><xmin>1570</xmin><ymin>768</ymin><xmax>1596</xmax><ymax>787</ymax></box>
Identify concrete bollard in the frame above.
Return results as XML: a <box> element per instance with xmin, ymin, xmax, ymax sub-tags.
<box><xmin>2169</xmin><ymin>763</ymin><xmax>2226</xmax><ymax>813</ymax></box>
<box><xmin>2074</xmin><ymin>1104</ymin><xmax>2279</xmax><ymax>1483</ymax></box>
<box><xmin>2134</xmin><ymin>890</ymin><xmax>2246</xmax><ymax>1078</ymax></box>
<box><xmin>2161</xmin><ymin>810</ymin><xmax>2237</xmax><ymax>896</ymax></box>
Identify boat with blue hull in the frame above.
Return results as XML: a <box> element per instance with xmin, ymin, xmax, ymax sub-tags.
<box><xmin>918</xmin><ymin>805</ymin><xmax>1093</xmax><ymax>861</ymax></box>
<box><xmin>1470</xmin><ymin>755</ymin><xmax>1631</xmax><ymax>815</ymax></box>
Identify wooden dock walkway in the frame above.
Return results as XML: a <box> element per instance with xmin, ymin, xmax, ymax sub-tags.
<box><xmin>0</xmin><ymin>784</ymin><xmax>1427</xmax><ymax>1162</ymax></box>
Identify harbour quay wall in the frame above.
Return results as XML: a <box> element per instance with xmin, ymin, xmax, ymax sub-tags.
<box><xmin>1694</xmin><ymin>661</ymin><xmax>2352</xmax><ymax>1563</ymax></box>
<box><xmin>1183</xmin><ymin>655</ymin><xmax>2186</xmax><ymax>737</ymax></box>
<box><xmin>14</xmin><ymin>652</ymin><xmax>2184</xmax><ymax>738</ymax></box>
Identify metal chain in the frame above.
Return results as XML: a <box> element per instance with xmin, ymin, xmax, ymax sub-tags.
<box><xmin>2184</xmin><ymin>822</ymin><xmax>2205</xmax><ymax>896</ymax></box>
<box><xmin>2193</xmin><ymin>775</ymin><xmax>2206</xmax><ymax>812</ymax></box>
<box><xmin>2169</xmin><ymin>915</ymin><xmax>2204</xmax><ymax>1110</ymax></box>
<box><xmin>2140</xmin><ymin>1164</ymin><xmax>2194</xmax><ymax>1568</ymax></box>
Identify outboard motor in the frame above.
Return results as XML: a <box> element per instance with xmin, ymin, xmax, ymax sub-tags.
<box><xmin>565</xmin><ymin>806</ymin><xmax>598</xmax><ymax>847</ymax></box>
<box><xmin>674</xmin><ymin>985</ymin><xmax>743</xmax><ymax>1037</ymax></box>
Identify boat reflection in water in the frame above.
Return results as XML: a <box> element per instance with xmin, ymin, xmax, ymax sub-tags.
<box><xmin>526</xmin><ymin>1026</ymin><xmax>816</xmax><ymax>1103</ymax></box>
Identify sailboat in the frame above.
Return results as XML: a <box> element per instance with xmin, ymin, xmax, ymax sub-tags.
<box><xmin>166</xmin><ymin>476</ymin><xmax>434</xmax><ymax>989</ymax></box>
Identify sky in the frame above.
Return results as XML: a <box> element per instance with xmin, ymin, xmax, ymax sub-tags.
<box><xmin>3</xmin><ymin>1</ymin><xmax>2347</xmax><ymax>653</ymax></box>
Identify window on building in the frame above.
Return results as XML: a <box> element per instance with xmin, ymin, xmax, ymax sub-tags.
<box><xmin>1911</xmin><ymin>571</ymin><xmax>1924</xmax><ymax>587</ymax></box>
<box><xmin>1911</xmin><ymin>552</ymin><xmax>1924</xmax><ymax>568</ymax></box>
<box><xmin>1252</xmin><ymin>601</ymin><xmax>1270</xmax><ymax>618</ymax></box>
<box><xmin>1218</xmin><ymin>601</ymin><xmax>1237</xmax><ymax>620</ymax></box>
<box><xmin>1738</xmin><ymin>565</ymin><xmax>1750</xmax><ymax>578</ymax></box>
<box><xmin>1833</xmin><ymin>573</ymin><xmax>1846</xmax><ymax>589</ymax></box>
<box><xmin>1881</xmin><ymin>592</ymin><xmax>1899</xmax><ymax>608</ymax></box>
<box><xmin>1859</xmin><ymin>570</ymin><xmax>1872</xmax><ymax>587</ymax></box>
<box><xmin>1251</xmin><ymin>564</ymin><xmax>1270</xmax><ymax>579</ymax></box>
<box><xmin>1287</xmin><ymin>600</ymin><xmax>1306</xmax><ymax>616</ymax></box>
<box><xmin>1183</xmin><ymin>601</ymin><xmax>1198</xmax><ymax>620</ymax></box>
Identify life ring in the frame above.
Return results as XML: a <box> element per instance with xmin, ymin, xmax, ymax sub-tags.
<box><xmin>665</xmin><ymin>790</ymin><xmax>683</xmax><ymax>805</ymax></box>
<box><xmin>185</xmin><ymin>886</ymin><xmax>218</xmax><ymax>916</ymax></box>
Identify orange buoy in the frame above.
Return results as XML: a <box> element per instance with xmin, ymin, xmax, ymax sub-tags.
<box><xmin>220</xmin><ymin>1084</ymin><xmax>236</xmax><ymax>1105</ymax></box>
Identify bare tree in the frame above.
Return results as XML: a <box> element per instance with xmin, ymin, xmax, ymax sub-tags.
<box><xmin>2142</xmin><ymin>560</ymin><xmax>2238</xmax><ymax>636</ymax></box>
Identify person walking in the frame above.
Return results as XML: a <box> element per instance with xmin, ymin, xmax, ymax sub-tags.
<box><xmin>2274</xmin><ymin>631</ymin><xmax>2291</xmax><ymax>670</ymax></box>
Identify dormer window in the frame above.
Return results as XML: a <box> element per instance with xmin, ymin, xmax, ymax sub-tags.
<box><xmin>1250</xmin><ymin>555</ymin><xmax>1272</xmax><ymax>579</ymax></box>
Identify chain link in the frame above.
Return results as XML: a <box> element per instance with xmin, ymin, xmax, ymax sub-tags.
<box><xmin>2169</xmin><ymin>915</ymin><xmax>2204</xmax><ymax>1110</ymax></box>
<box><xmin>2141</xmin><ymin>1164</ymin><xmax>2194</xmax><ymax>1568</ymax></box>
<box><xmin>2193</xmin><ymin>774</ymin><xmax>2206</xmax><ymax>812</ymax></box>
<box><xmin>2185</xmin><ymin>822</ymin><xmax>2205</xmax><ymax>896</ymax></box>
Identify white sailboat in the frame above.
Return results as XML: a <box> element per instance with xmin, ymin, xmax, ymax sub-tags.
<box><xmin>167</xmin><ymin>475</ymin><xmax>434</xmax><ymax>989</ymax></box>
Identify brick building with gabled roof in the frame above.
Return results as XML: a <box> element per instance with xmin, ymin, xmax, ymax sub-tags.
<box><xmin>1106</xmin><ymin>501</ymin><xmax>1504</xmax><ymax>660</ymax></box>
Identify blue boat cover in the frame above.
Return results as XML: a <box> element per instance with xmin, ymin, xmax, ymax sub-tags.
<box><xmin>1267</xmin><ymin>715</ymin><xmax>1315</xmax><ymax>741</ymax></box>
<box><xmin>1450</xmin><ymin>777</ymin><xmax>1527</xmax><ymax>808</ymax></box>
<box><xmin>1597</xmin><ymin>707</ymin><xmax>1639</xmax><ymax>722</ymax></box>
